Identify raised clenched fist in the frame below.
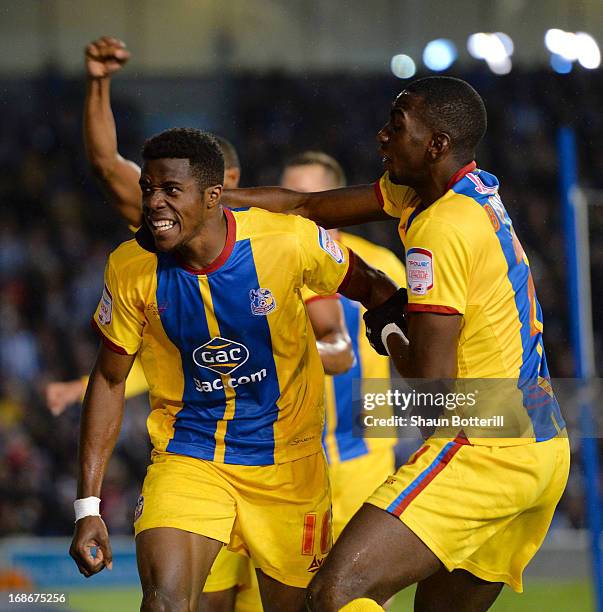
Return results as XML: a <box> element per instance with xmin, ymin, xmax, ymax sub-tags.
<box><xmin>85</xmin><ymin>36</ymin><xmax>131</xmax><ymax>79</ymax></box>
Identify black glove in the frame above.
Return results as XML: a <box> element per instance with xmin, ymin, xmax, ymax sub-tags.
<box><xmin>363</xmin><ymin>288</ymin><xmax>408</xmax><ymax>356</ymax></box>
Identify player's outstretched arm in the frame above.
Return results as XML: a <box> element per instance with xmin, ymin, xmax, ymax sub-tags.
<box><xmin>84</xmin><ymin>36</ymin><xmax>143</xmax><ymax>227</ymax></box>
<box><xmin>307</xmin><ymin>298</ymin><xmax>354</xmax><ymax>375</ymax></box>
<box><xmin>222</xmin><ymin>184</ymin><xmax>390</xmax><ymax>229</ymax></box>
<box><xmin>70</xmin><ymin>344</ymin><xmax>135</xmax><ymax>578</ymax></box>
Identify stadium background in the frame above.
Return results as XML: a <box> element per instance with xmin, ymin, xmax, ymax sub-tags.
<box><xmin>0</xmin><ymin>0</ymin><xmax>601</xmax><ymax>610</ymax></box>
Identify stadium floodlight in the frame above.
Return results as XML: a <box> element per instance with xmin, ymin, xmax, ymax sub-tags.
<box><xmin>545</xmin><ymin>29</ymin><xmax>570</xmax><ymax>55</ymax></box>
<box><xmin>545</xmin><ymin>29</ymin><xmax>600</xmax><ymax>71</ymax></box>
<box><xmin>550</xmin><ymin>53</ymin><xmax>573</xmax><ymax>74</ymax></box>
<box><xmin>467</xmin><ymin>33</ymin><xmax>491</xmax><ymax>60</ymax></box>
<box><xmin>467</xmin><ymin>33</ymin><xmax>513</xmax><ymax>75</ymax></box>
<box><xmin>422</xmin><ymin>39</ymin><xmax>457</xmax><ymax>72</ymax></box>
<box><xmin>576</xmin><ymin>32</ymin><xmax>601</xmax><ymax>69</ymax></box>
<box><xmin>488</xmin><ymin>56</ymin><xmax>512</xmax><ymax>75</ymax></box>
<box><xmin>390</xmin><ymin>54</ymin><xmax>417</xmax><ymax>79</ymax></box>
<box><xmin>545</xmin><ymin>29</ymin><xmax>579</xmax><ymax>61</ymax></box>
<box><xmin>494</xmin><ymin>32</ymin><xmax>514</xmax><ymax>57</ymax></box>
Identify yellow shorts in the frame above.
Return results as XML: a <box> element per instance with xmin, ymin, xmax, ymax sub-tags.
<box><xmin>204</xmin><ymin>548</ymin><xmax>250</xmax><ymax>592</ymax></box>
<box><xmin>204</xmin><ymin>550</ymin><xmax>262</xmax><ymax>610</ymax></box>
<box><xmin>205</xmin><ymin>550</ymin><xmax>263</xmax><ymax>612</ymax></box>
<box><xmin>202</xmin><ymin>449</ymin><xmax>395</xmax><ymax>609</ymax></box>
<box><xmin>134</xmin><ymin>450</ymin><xmax>332</xmax><ymax>588</ymax></box>
<box><xmin>329</xmin><ymin>448</ymin><xmax>395</xmax><ymax>540</ymax></box>
<box><xmin>234</xmin><ymin>569</ymin><xmax>263</xmax><ymax>612</ymax></box>
<box><xmin>367</xmin><ymin>435</ymin><xmax>570</xmax><ymax>592</ymax></box>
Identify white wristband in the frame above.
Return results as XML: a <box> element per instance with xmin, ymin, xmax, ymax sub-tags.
<box><xmin>74</xmin><ymin>496</ymin><xmax>101</xmax><ymax>522</ymax></box>
<box><xmin>381</xmin><ymin>323</ymin><xmax>409</xmax><ymax>355</ymax></box>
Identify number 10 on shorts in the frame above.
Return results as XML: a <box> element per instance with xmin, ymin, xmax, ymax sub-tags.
<box><xmin>302</xmin><ymin>510</ymin><xmax>332</xmax><ymax>556</ymax></box>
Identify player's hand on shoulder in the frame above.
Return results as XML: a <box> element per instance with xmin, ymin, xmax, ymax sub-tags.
<box><xmin>70</xmin><ymin>516</ymin><xmax>113</xmax><ymax>577</ymax></box>
<box><xmin>363</xmin><ymin>288</ymin><xmax>409</xmax><ymax>356</ymax></box>
<box><xmin>85</xmin><ymin>36</ymin><xmax>130</xmax><ymax>79</ymax></box>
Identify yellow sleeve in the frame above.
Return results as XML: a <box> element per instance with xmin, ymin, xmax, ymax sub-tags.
<box><xmin>295</xmin><ymin>217</ymin><xmax>351</xmax><ymax>296</ymax></box>
<box><xmin>375</xmin><ymin>172</ymin><xmax>420</xmax><ymax>219</ymax></box>
<box><xmin>79</xmin><ymin>356</ymin><xmax>148</xmax><ymax>400</ymax></box>
<box><xmin>93</xmin><ymin>255</ymin><xmax>145</xmax><ymax>355</ymax></box>
<box><xmin>299</xmin><ymin>286</ymin><xmax>315</xmax><ymax>302</ymax></box>
<box><xmin>300</xmin><ymin>285</ymin><xmax>340</xmax><ymax>305</ymax></box>
<box><xmin>79</xmin><ymin>375</ymin><xmax>89</xmax><ymax>401</ymax></box>
<box><xmin>405</xmin><ymin>220</ymin><xmax>472</xmax><ymax>315</ymax></box>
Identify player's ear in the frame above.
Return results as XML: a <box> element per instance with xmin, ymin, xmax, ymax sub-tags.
<box><xmin>205</xmin><ymin>184</ymin><xmax>223</xmax><ymax>209</ymax></box>
<box><xmin>428</xmin><ymin>131</ymin><xmax>451</xmax><ymax>160</ymax></box>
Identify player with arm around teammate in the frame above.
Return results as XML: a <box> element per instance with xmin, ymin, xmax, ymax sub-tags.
<box><xmin>223</xmin><ymin>77</ymin><xmax>570</xmax><ymax>612</ymax></box>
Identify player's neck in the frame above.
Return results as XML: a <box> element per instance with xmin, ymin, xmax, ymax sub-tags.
<box><xmin>176</xmin><ymin>209</ymin><xmax>228</xmax><ymax>271</ymax></box>
<box><xmin>414</xmin><ymin>160</ymin><xmax>471</xmax><ymax>207</ymax></box>
<box><xmin>411</xmin><ymin>176</ymin><xmax>450</xmax><ymax>208</ymax></box>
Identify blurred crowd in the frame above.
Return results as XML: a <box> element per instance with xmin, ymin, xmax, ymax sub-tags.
<box><xmin>1</xmin><ymin>66</ymin><xmax>601</xmax><ymax>536</ymax></box>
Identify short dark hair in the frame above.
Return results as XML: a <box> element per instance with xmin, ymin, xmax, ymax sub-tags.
<box><xmin>284</xmin><ymin>151</ymin><xmax>347</xmax><ymax>188</ymax></box>
<box><xmin>215</xmin><ymin>136</ymin><xmax>240</xmax><ymax>170</ymax></box>
<box><xmin>142</xmin><ymin>128</ymin><xmax>224</xmax><ymax>189</ymax></box>
<box><xmin>404</xmin><ymin>76</ymin><xmax>487</xmax><ymax>159</ymax></box>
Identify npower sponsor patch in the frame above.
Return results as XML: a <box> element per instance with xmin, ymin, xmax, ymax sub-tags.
<box><xmin>406</xmin><ymin>248</ymin><xmax>434</xmax><ymax>295</ymax></box>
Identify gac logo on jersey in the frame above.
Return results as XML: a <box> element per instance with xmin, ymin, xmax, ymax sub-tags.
<box><xmin>194</xmin><ymin>369</ymin><xmax>267</xmax><ymax>393</ymax></box>
<box><xmin>193</xmin><ymin>337</ymin><xmax>249</xmax><ymax>375</ymax></box>
<box><xmin>406</xmin><ymin>247</ymin><xmax>434</xmax><ymax>295</ymax></box>
<box><xmin>250</xmin><ymin>288</ymin><xmax>277</xmax><ymax>316</ymax></box>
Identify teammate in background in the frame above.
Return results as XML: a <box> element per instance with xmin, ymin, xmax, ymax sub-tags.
<box><xmin>280</xmin><ymin>151</ymin><xmax>405</xmax><ymax>539</ymax></box>
<box><xmin>233</xmin><ymin>152</ymin><xmax>408</xmax><ymax>612</ymax></box>
<box><xmin>83</xmin><ymin>36</ymin><xmax>242</xmax><ymax>231</ymax></box>
<box><xmin>45</xmin><ymin>355</ymin><xmax>149</xmax><ymax>416</ymax></box>
<box><xmin>222</xmin><ymin>77</ymin><xmax>570</xmax><ymax>611</ymax></box>
<box><xmin>68</xmin><ymin>128</ymin><xmax>404</xmax><ymax>611</ymax></box>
